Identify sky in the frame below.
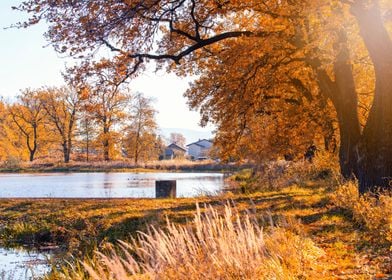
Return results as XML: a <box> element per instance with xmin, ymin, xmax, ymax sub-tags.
<box><xmin>0</xmin><ymin>0</ymin><xmax>213</xmax><ymax>137</ymax></box>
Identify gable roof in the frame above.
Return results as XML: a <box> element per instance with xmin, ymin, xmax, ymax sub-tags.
<box><xmin>186</xmin><ymin>139</ymin><xmax>213</xmax><ymax>148</ymax></box>
<box><xmin>167</xmin><ymin>143</ymin><xmax>187</xmax><ymax>152</ymax></box>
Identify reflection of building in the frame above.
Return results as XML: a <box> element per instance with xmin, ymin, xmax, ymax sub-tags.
<box><xmin>187</xmin><ymin>139</ymin><xmax>213</xmax><ymax>160</ymax></box>
<box><xmin>162</xmin><ymin>143</ymin><xmax>187</xmax><ymax>160</ymax></box>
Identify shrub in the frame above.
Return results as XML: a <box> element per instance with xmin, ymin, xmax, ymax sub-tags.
<box><xmin>332</xmin><ymin>182</ymin><xmax>392</xmax><ymax>248</ymax></box>
<box><xmin>238</xmin><ymin>151</ymin><xmax>339</xmax><ymax>193</ymax></box>
<box><xmin>2</xmin><ymin>156</ymin><xmax>22</xmax><ymax>169</ymax></box>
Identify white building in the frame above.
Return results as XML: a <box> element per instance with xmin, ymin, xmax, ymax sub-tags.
<box><xmin>187</xmin><ymin>139</ymin><xmax>213</xmax><ymax>160</ymax></box>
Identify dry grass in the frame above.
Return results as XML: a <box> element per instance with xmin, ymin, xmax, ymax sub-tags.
<box><xmin>332</xmin><ymin>181</ymin><xmax>392</xmax><ymax>249</ymax></box>
<box><xmin>1</xmin><ymin>159</ymin><xmax>391</xmax><ymax>278</ymax></box>
<box><xmin>56</xmin><ymin>203</ymin><xmax>324</xmax><ymax>280</ymax></box>
<box><xmin>234</xmin><ymin>152</ymin><xmax>340</xmax><ymax>193</ymax></box>
<box><xmin>0</xmin><ymin>158</ymin><xmax>238</xmax><ymax>172</ymax></box>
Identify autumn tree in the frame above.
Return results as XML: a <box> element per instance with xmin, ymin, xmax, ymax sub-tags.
<box><xmin>66</xmin><ymin>61</ymin><xmax>134</xmax><ymax>161</ymax></box>
<box><xmin>76</xmin><ymin>102</ymin><xmax>97</xmax><ymax>162</ymax></box>
<box><xmin>39</xmin><ymin>86</ymin><xmax>80</xmax><ymax>163</ymax></box>
<box><xmin>0</xmin><ymin>101</ymin><xmax>27</xmax><ymax>162</ymax></box>
<box><xmin>0</xmin><ymin>100</ymin><xmax>25</xmax><ymax>161</ymax></box>
<box><xmin>8</xmin><ymin>90</ymin><xmax>47</xmax><ymax>161</ymax></box>
<box><xmin>123</xmin><ymin>92</ymin><xmax>158</xmax><ymax>164</ymax></box>
<box><xmin>169</xmin><ymin>133</ymin><xmax>186</xmax><ymax>148</ymax></box>
<box><xmin>15</xmin><ymin>0</ymin><xmax>392</xmax><ymax>193</ymax></box>
<box><xmin>87</xmin><ymin>86</ymin><xmax>131</xmax><ymax>161</ymax></box>
<box><xmin>183</xmin><ymin>23</ymin><xmax>337</xmax><ymax>162</ymax></box>
<box><xmin>0</xmin><ymin>100</ymin><xmax>9</xmax><ymax>160</ymax></box>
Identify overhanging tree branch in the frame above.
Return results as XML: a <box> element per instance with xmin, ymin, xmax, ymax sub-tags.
<box><xmin>102</xmin><ymin>30</ymin><xmax>273</xmax><ymax>65</ymax></box>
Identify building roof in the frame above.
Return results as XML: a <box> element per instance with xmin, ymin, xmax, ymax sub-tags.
<box><xmin>186</xmin><ymin>139</ymin><xmax>213</xmax><ymax>148</ymax></box>
<box><xmin>167</xmin><ymin>143</ymin><xmax>187</xmax><ymax>152</ymax></box>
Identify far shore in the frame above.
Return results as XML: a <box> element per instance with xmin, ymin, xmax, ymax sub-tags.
<box><xmin>0</xmin><ymin>160</ymin><xmax>253</xmax><ymax>173</ymax></box>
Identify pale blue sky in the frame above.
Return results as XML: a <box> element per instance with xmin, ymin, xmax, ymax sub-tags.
<box><xmin>0</xmin><ymin>0</ymin><xmax>212</xmax><ymax>134</ymax></box>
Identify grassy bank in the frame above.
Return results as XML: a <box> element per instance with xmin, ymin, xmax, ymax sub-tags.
<box><xmin>0</xmin><ymin>163</ymin><xmax>391</xmax><ymax>278</ymax></box>
<box><xmin>0</xmin><ymin>159</ymin><xmax>249</xmax><ymax>173</ymax></box>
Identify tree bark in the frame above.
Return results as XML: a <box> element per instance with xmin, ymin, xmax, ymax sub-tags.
<box><xmin>29</xmin><ymin>151</ymin><xmax>35</xmax><ymax>162</ymax></box>
<box><xmin>103</xmin><ymin>124</ymin><xmax>110</xmax><ymax>161</ymax></box>
<box><xmin>332</xmin><ymin>31</ymin><xmax>362</xmax><ymax>179</ymax></box>
<box><xmin>311</xmin><ymin>53</ymin><xmax>361</xmax><ymax>179</ymax></box>
<box><xmin>28</xmin><ymin>124</ymin><xmax>38</xmax><ymax>162</ymax></box>
<box><xmin>64</xmin><ymin>110</ymin><xmax>75</xmax><ymax>164</ymax></box>
<box><xmin>351</xmin><ymin>2</ymin><xmax>392</xmax><ymax>193</ymax></box>
<box><xmin>134</xmin><ymin>137</ymin><xmax>139</xmax><ymax>165</ymax></box>
<box><xmin>134</xmin><ymin>122</ymin><xmax>141</xmax><ymax>165</ymax></box>
<box><xmin>27</xmin><ymin>140</ymin><xmax>37</xmax><ymax>162</ymax></box>
<box><xmin>62</xmin><ymin>140</ymin><xmax>71</xmax><ymax>163</ymax></box>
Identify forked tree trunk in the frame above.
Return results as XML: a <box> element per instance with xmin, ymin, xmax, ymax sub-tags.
<box><xmin>28</xmin><ymin>125</ymin><xmax>38</xmax><ymax>162</ymax></box>
<box><xmin>29</xmin><ymin>149</ymin><xmax>36</xmax><ymax>162</ymax></box>
<box><xmin>351</xmin><ymin>3</ymin><xmax>392</xmax><ymax>193</ymax></box>
<box><xmin>28</xmin><ymin>142</ymin><xmax>37</xmax><ymax>162</ymax></box>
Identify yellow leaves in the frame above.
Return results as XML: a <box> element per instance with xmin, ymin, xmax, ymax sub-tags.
<box><xmin>79</xmin><ymin>87</ymin><xmax>90</xmax><ymax>100</ymax></box>
<box><xmin>332</xmin><ymin>182</ymin><xmax>392</xmax><ymax>248</ymax></box>
<box><xmin>87</xmin><ymin>2</ymin><xmax>99</xmax><ymax>14</ymax></box>
<box><xmin>79</xmin><ymin>16</ymin><xmax>89</xmax><ymax>25</ymax></box>
<box><xmin>116</xmin><ymin>63</ymin><xmax>128</xmax><ymax>77</ymax></box>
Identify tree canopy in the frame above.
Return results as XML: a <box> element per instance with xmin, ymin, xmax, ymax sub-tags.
<box><xmin>15</xmin><ymin>0</ymin><xmax>392</xmax><ymax>192</ymax></box>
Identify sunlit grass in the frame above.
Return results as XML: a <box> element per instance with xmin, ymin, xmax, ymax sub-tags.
<box><xmin>332</xmin><ymin>181</ymin><xmax>392</xmax><ymax>249</ymax></box>
<box><xmin>0</xmin><ymin>160</ymin><xmax>391</xmax><ymax>278</ymax></box>
<box><xmin>0</xmin><ymin>158</ymin><xmax>224</xmax><ymax>173</ymax></box>
<box><xmin>53</xmin><ymin>203</ymin><xmax>324</xmax><ymax>280</ymax></box>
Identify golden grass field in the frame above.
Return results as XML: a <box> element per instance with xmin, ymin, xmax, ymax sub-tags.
<box><xmin>0</xmin><ymin>162</ymin><xmax>391</xmax><ymax>279</ymax></box>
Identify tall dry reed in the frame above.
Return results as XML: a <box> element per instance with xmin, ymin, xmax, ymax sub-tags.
<box><xmin>61</xmin><ymin>203</ymin><xmax>324</xmax><ymax>279</ymax></box>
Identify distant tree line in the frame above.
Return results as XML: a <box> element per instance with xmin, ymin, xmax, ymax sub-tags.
<box><xmin>0</xmin><ymin>86</ymin><xmax>164</xmax><ymax>164</ymax></box>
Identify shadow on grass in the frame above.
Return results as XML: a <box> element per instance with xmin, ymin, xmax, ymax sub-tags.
<box><xmin>2</xmin><ymin>201</ymin><xmax>34</xmax><ymax>212</ymax></box>
<box><xmin>298</xmin><ymin>207</ymin><xmax>352</xmax><ymax>225</ymax></box>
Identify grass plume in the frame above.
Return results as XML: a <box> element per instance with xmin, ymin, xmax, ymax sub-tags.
<box><xmin>60</xmin><ymin>203</ymin><xmax>324</xmax><ymax>279</ymax></box>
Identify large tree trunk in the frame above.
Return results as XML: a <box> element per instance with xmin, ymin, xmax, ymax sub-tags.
<box><xmin>311</xmin><ymin>50</ymin><xmax>361</xmax><ymax>179</ymax></box>
<box><xmin>351</xmin><ymin>2</ymin><xmax>392</xmax><ymax>193</ymax></box>
<box><xmin>332</xmin><ymin>31</ymin><xmax>362</xmax><ymax>179</ymax></box>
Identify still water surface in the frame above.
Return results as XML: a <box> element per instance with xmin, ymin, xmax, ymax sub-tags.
<box><xmin>0</xmin><ymin>247</ymin><xmax>51</xmax><ymax>280</ymax></box>
<box><xmin>0</xmin><ymin>172</ymin><xmax>224</xmax><ymax>198</ymax></box>
<box><xmin>0</xmin><ymin>172</ymin><xmax>224</xmax><ymax>278</ymax></box>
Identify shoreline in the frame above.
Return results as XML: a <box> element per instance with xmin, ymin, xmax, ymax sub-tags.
<box><xmin>0</xmin><ymin>162</ymin><xmax>252</xmax><ymax>174</ymax></box>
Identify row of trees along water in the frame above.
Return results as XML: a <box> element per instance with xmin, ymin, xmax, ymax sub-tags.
<box><xmin>12</xmin><ymin>0</ymin><xmax>392</xmax><ymax>194</ymax></box>
<box><xmin>0</xmin><ymin>86</ymin><xmax>163</xmax><ymax>164</ymax></box>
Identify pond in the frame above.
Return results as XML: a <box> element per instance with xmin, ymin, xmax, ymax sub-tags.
<box><xmin>0</xmin><ymin>247</ymin><xmax>52</xmax><ymax>280</ymax></box>
<box><xmin>0</xmin><ymin>172</ymin><xmax>225</xmax><ymax>277</ymax></box>
<box><xmin>0</xmin><ymin>172</ymin><xmax>224</xmax><ymax>198</ymax></box>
